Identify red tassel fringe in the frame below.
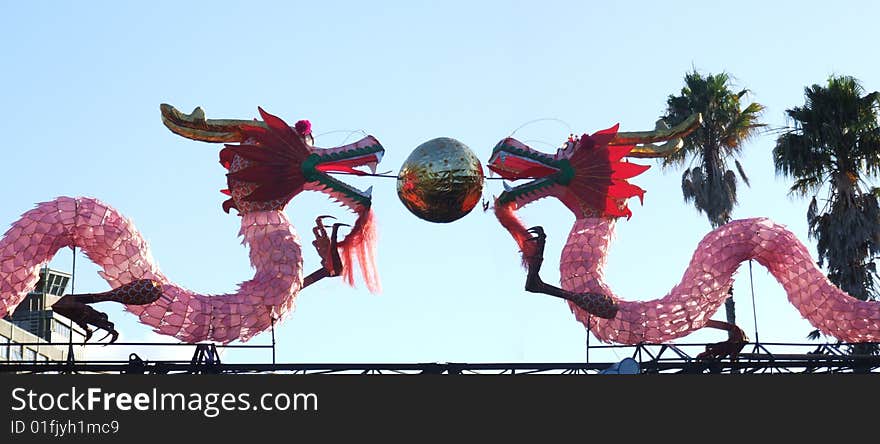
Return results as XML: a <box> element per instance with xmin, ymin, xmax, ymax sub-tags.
<box><xmin>494</xmin><ymin>201</ymin><xmax>535</xmax><ymax>268</ymax></box>
<box><xmin>339</xmin><ymin>208</ymin><xmax>381</xmax><ymax>294</ymax></box>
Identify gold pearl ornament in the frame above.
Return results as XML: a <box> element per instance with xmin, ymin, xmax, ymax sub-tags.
<box><xmin>396</xmin><ymin>137</ymin><xmax>485</xmax><ymax>223</ymax></box>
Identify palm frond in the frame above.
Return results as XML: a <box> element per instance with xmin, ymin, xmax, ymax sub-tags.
<box><xmin>663</xmin><ymin>70</ymin><xmax>764</xmax><ymax>228</ymax></box>
<box><xmin>735</xmin><ymin>159</ymin><xmax>750</xmax><ymax>187</ymax></box>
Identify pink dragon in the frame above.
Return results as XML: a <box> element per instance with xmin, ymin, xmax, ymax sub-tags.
<box><xmin>0</xmin><ymin>105</ymin><xmax>384</xmax><ymax>344</ymax></box>
<box><xmin>489</xmin><ymin>115</ymin><xmax>880</xmax><ymax>357</ymax></box>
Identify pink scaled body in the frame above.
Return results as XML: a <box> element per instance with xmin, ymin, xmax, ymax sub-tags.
<box><xmin>0</xmin><ymin>197</ymin><xmax>302</xmax><ymax>344</ymax></box>
<box><xmin>562</xmin><ymin>217</ymin><xmax>880</xmax><ymax>344</ymax></box>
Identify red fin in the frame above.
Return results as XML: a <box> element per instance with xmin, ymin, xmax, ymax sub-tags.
<box><xmin>606</xmin><ymin>181</ymin><xmax>645</xmax><ymax>201</ymax></box>
<box><xmin>256</xmin><ymin>107</ymin><xmax>310</xmax><ymax>158</ymax></box>
<box><xmin>611</xmin><ymin>162</ymin><xmax>650</xmax><ymax>179</ymax></box>
<box><xmin>564</xmin><ymin>124</ymin><xmax>650</xmax><ymax>219</ymax></box>
<box><xmin>589</xmin><ymin>124</ymin><xmax>620</xmax><ymax>146</ymax></box>
<box><xmin>607</xmin><ymin>145</ymin><xmax>634</xmax><ymax>162</ymax></box>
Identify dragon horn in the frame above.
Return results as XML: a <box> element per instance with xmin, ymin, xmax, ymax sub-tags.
<box><xmin>160</xmin><ymin>103</ymin><xmax>269</xmax><ymax>143</ymax></box>
<box><xmin>611</xmin><ymin>113</ymin><xmax>703</xmax><ymax>158</ymax></box>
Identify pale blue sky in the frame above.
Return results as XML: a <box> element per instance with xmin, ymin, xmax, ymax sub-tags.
<box><xmin>2</xmin><ymin>1</ymin><xmax>879</xmax><ymax>364</ymax></box>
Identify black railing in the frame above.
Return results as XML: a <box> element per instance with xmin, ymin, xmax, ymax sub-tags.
<box><xmin>1</xmin><ymin>340</ymin><xmax>878</xmax><ymax>374</ymax></box>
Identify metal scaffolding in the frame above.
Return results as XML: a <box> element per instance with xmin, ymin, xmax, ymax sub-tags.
<box><xmin>2</xmin><ymin>340</ymin><xmax>878</xmax><ymax>374</ymax></box>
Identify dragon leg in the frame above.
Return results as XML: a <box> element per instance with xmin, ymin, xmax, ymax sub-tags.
<box><xmin>524</xmin><ymin>226</ymin><xmax>618</xmax><ymax>319</ymax></box>
<box><xmin>695</xmin><ymin>319</ymin><xmax>749</xmax><ymax>361</ymax></box>
<box><xmin>51</xmin><ymin>279</ymin><xmax>164</xmax><ymax>344</ymax></box>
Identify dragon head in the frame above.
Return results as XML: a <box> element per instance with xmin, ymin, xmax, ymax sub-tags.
<box><xmin>161</xmin><ymin>104</ymin><xmax>385</xmax><ymax>292</ymax></box>
<box><xmin>487</xmin><ymin>114</ymin><xmax>701</xmax><ymax>257</ymax></box>
<box><xmin>217</xmin><ymin>108</ymin><xmax>384</xmax><ymax>217</ymax></box>
<box><xmin>489</xmin><ymin>126</ymin><xmax>649</xmax><ymax>220</ymax></box>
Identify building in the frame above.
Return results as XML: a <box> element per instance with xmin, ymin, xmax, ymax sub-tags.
<box><xmin>1</xmin><ymin>268</ymin><xmax>88</xmax><ymax>362</ymax></box>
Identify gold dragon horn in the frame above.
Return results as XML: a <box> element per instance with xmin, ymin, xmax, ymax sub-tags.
<box><xmin>160</xmin><ymin>103</ymin><xmax>269</xmax><ymax>143</ymax></box>
<box><xmin>611</xmin><ymin>113</ymin><xmax>703</xmax><ymax>158</ymax></box>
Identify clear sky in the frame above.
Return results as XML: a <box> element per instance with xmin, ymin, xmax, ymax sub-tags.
<box><xmin>2</xmin><ymin>0</ymin><xmax>879</xmax><ymax>365</ymax></box>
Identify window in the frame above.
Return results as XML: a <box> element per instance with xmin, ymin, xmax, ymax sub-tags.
<box><xmin>9</xmin><ymin>342</ymin><xmax>22</xmax><ymax>361</ymax></box>
<box><xmin>24</xmin><ymin>348</ymin><xmax>36</xmax><ymax>362</ymax></box>
<box><xmin>35</xmin><ymin>271</ymin><xmax>69</xmax><ymax>296</ymax></box>
<box><xmin>53</xmin><ymin>320</ymin><xmax>71</xmax><ymax>340</ymax></box>
<box><xmin>0</xmin><ymin>338</ymin><xmax>7</xmax><ymax>360</ymax></box>
<box><xmin>47</xmin><ymin>274</ymin><xmax>69</xmax><ymax>296</ymax></box>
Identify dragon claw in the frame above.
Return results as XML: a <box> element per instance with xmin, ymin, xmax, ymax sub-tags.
<box><xmin>327</xmin><ymin>223</ymin><xmax>348</xmax><ymax>276</ymax></box>
<box><xmin>523</xmin><ymin>226</ymin><xmax>548</xmax><ymax>270</ymax></box>
<box><xmin>51</xmin><ymin>294</ymin><xmax>121</xmax><ymax>347</ymax></box>
<box><xmin>312</xmin><ymin>215</ymin><xmax>337</xmax><ymax>238</ymax></box>
<box><xmin>311</xmin><ymin>217</ymin><xmax>348</xmax><ymax>277</ymax></box>
<box><xmin>97</xmin><ymin>328</ymin><xmax>119</xmax><ymax>345</ymax></box>
<box><xmin>330</xmin><ymin>222</ymin><xmax>351</xmax><ymax>234</ymax></box>
<box><xmin>526</xmin><ymin>226</ymin><xmax>546</xmax><ymax>241</ymax></box>
<box><xmin>89</xmin><ymin>313</ymin><xmax>118</xmax><ymax>345</ymax></box>
<box><xmin>315</xmin><ymin>215</ymin><xmax>337</xmax><ymax>225</ymax></box>
<box><xmin>302</xmin><ymin>216</ymin><xmax>351</xmax><ymax>288</ymax></box>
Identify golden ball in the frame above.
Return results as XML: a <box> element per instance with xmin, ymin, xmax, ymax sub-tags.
<box><xmin>396</xmin><ymin>137</ymin><xmax>484</xmax><ymax>223</ymax></box>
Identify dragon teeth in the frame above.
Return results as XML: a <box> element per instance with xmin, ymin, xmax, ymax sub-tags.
<box><xmin>503</xmin><ymin>181</ymin><xmax>513</xmax><ymax>191</ymax></box>
<box><xmin>364</xmin><ymin>186</ymin><xmax>373</xmax><ymax>198</ymax></box>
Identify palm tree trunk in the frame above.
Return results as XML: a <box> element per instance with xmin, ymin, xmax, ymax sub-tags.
<box><xmin>724</xmin><ymin>286</ymin><xmax>735</xmax><ymax>340</ymax></box>
<box><xmin>724</xmin><ymin>286</ymin><xmax>739</xmax><ymax>374</ymax></box>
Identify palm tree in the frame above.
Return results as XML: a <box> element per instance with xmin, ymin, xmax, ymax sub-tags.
<box><xmin>773</xmin><ymin>75</ymin><xmax>880</xmax><ymax>356</ymax></box>
<box><xmin>662</xmin><ymin>71</ymin><xmax>766</xmax><ymax>337</ymax></box>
